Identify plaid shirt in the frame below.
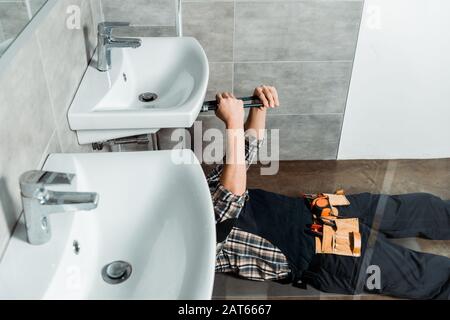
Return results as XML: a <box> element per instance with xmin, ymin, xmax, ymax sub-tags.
<box><xmin>207</xmin><ymin>135</ymin><xmax>291</xmax><ymax>281</ymax></box>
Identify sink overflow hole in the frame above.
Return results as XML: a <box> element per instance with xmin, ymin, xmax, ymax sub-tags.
<box><xmin>139</xmin><ymin>92</ymin><xmax>158</xmax><ymax>102</ymax></box>
<box><xmin>102</xmin><ymin>261</ymin><xmax>132</xmax><ymax>285</ymax></box>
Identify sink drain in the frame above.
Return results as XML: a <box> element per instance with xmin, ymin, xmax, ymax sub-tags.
<box><xmin>139</xmin><ymin>92</ymin><xmax>158</xmax><ymax>102</ymax></box>
<box><xmin>102</xmin><ymin>261</ymin><xmax>132</xmax><ymax>285</ymax></box>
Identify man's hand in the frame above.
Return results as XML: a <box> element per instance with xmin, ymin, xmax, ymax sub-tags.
<box><xmin>253</xmin><ymin>85</ymin><xmax>280</xmax><ymax>109</ymax></box>
<box><xmin>245</xmin><ymin>85</ymin><xmax>280</xmax><ymax>139</ymax></box>
<box><xmin>215</xmin><ymin>92</ymin><xmax>245</xmax><ymax>129</ymax></box>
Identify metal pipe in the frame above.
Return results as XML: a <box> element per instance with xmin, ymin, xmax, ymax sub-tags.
<box><xmin>151</xmin><ymin>133</ymin><xmax>160</xmax><ymax>150</ymax></box>
<box><xmin>175</xmin><ymin>0</ymin><xmax>183</xmax><ymax>37</ymax></box>
<box><xmin>91</xmin><ymin>134</ymin><xmax>150</xmax><ymax>151</ymax></box>
<box><xmin>201</xmin><ymin>96</ymin><xmax>264</xmax><ymax>112</ymax></box>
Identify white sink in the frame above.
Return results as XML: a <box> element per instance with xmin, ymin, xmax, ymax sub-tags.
<box><xmin>0</xmin><ymin>150</ymin><xmax>216</xmax><ymax>299</ymax></box>
<box><xmin>68</xmin><ymin>37</ymin><xmax>209</xmax><ymax>144</ymax></box>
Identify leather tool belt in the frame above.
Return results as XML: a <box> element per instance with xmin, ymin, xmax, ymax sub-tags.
<box><xmin>303</xmin><ymin>190</ymin><xmax>362</xmax><ymax>258</ymax></box>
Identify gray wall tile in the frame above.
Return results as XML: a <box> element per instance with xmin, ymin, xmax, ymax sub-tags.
<box><xmin>112</xmin><ymin>26</ymin><xmax>176</xmax><ymax>37</ymax></box>
<box><xmin>234</xmin><ymin>62</ymin><xmax>353</xmax><ymax>114</ymax></box>
<box><xmin>36</xmin><ymin>0</ymin><xmax>97</xmax><ymax>122</ymax></box>
<box><xmin>190</xmin><ymin>114</ymin><xmax>343</xmax><ymax>161</ymax></box>
<box><xmin>55</xmin><ymin>114</ymin><xmax>92</xmax><ymax>153</ymax></box>
<box><xmin>183</xmin><ymin>0</ymin><xmax>233</xmax><ymax>2</ymax></box>
<box><xmin>183</xmin><ymin>1</ymin><xmax>234</xmax><ymax>62</ymax></box>
<box><xmin>29</xmin><ymin>0</ymin><xmax>49</xmax><ymax>15</ymax></box>
<box><xmin>266</xmin><ymin>114</ymin><xmax>343</xmax><ymax>160</ymax></box>
<box><xmin>192</xmin><ymin>113</ymin><xmax>343</xmax><ymax>161</ymax></box>
<box><xmin>206</xmin><ymin>62</ymin><xmax>233</xmax><ymax>100</ymax></box>
<box><xmin>37</xmin><ymin>130</ymin><xmax>62</xmax><ymax>168</ymax></box>
<box><xmin>0</xmin><ymin>36</ymin><xmax>56</xmax><ymax>257</ymax></box>
<box><xmin>102</xmin><ymin>0</ymin><xmax>175</xmax><ymax>26</ymax></box>
<box><xmin>235</xmin><ymin>1</ymin><xmax>363</xmax><ymax>61</ymax></box>
<box><xmin>234</xmin><ymin>0</ymin><xmax>363</xmax><ymax>2</ymax></box>
<box><xmin>89</xmin><ymin>0</ymin><xmax>104</xmax><ymax>27</ymax></box>
<box><xmin>158</xmin><ymin>128</ymin><xmax>188</xmax><ymax>150</ymax></box>
<box><xmin>37</xmin><ymin>0</ymin><xmax>97</xmax><ymax>153</ymax></box>
<box><xmin>0</xmin><ymin>2</ymin><xmax>29</xmax><ymax>41</ymax></box>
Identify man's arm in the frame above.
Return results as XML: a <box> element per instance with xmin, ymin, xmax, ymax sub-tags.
<box><xmin>206</xmin><ymin>92</ymin><xmax>246</xmax><ymax>224</ymax></box>
<box><xmin>206</xmin><ymin>87</ymin><xmax>280</xmax><ymax>223</ymax></box>
<box><xmin>216</xmin><ymin>92</ymin><xmax>247</xmax><ymax>196</ymax></box>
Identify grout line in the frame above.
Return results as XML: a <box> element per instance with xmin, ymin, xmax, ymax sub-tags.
<box><xmin>37</xmin><ymin>129</ymin><xmax>58</xmax><ymax>169</ymax></box>
<box><xmin>183</xmin><ymin>0</ymin><xmax>235</xmax><ymax>2</ymax></box>
<box><xmin>117</xmin><ymin>24</ymin><xmax>175</xmax><ymax>28</ymax></box>
<box><xmin>35</xmin><ymin>32</ymin><xmax>63</xmax><ymax>153</ymax></box>
<box><xmin>209</xmin><ymin>60</ymin><xmax>353</xmax><ymax>64</ymax></box>
<box><xmin>0</xmin><ymin>17</ymin><xmax>5</xmax><ymax>40</ymax></box>
<box><xmin>209</xmin><ymin>61</ymin><xmax>233</xmax><ymax>65</ymax></box>
<box><xmin>233</xmin><ymin>60</ymin><xmax>354</xmax><ymax>64</ymax></box>
<box><xmin>198</xmin><ymin>113</ymin><xmax>344</xmax><ymax>118</ymax></box>
<box><xmin>24</xmin><ymin>0</ymin><xmax>33</xmax><ymax>19</ymax></box>
<box><xmin>98</xmin><ymin>0</ymin><xmax>106</xmax><ymax>22</ymax></box>
<box><xmin>182</xmin><ymin>0</ymin><xmax>363</xmax><ymax>2</ymax></box>
<box><xmin>231</xmin><ymin>0</ymin><xmax>236</xmax><ymax>94</ymax></box>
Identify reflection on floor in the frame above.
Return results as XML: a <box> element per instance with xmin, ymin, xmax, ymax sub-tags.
<box><xmin>209</xmin><ymin>159</ymin><xmax>450</xmax><ymax>300</ymax></box>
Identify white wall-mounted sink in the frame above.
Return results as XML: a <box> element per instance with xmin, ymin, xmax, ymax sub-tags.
<box><xmin>68</xmin><ymin>37</ymin><xmax>209</xmax><ymax>144</ymax></box>
<box><xmin>0</xmin><ymin>150</ymin><xmax>216</xmax><ymax>299</ymax></box>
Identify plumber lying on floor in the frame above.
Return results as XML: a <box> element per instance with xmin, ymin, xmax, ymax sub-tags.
<box><xmin>208</xmin><ymin>86</ymin><xmax>450</xmax><ymax>300</ymax></box>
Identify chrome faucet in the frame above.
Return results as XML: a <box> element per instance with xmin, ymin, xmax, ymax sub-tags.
<box><xmin>19</xmin><ymin>170</ymin><xmax>99</xmax><ymax>245</ymax></box>
<box><xmin>97</xmin><ymin>22</ymin><xmax>142</xmax><ymax>72</ymax></box>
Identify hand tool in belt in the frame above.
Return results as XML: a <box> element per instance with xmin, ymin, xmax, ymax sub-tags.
<box><xmin>302</xmin><ymin>190</ymin><xmax>362</xmax><ymax>257</ymax></box>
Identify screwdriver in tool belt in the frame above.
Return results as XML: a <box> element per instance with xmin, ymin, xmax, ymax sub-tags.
<box><xmin>310</xmin><ymin>224</ymin><xmax>324</xmax><ymax>237</ymax></box>
<box><xmin>320</xmin><ymin>217</ymin><xmax>337</xmax><ymax>229</ymax></box>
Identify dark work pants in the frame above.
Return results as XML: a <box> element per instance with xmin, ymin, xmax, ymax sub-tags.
<box><xmin>305</xmin><ymin>193</ymin><xmax>450</xmax><ymax>300</ymax></box>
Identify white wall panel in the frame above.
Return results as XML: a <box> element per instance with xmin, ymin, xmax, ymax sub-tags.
<box><xmin>339</xmin><ymin>0</ymin><xmax>450</xmax><ymax>159</ymax></box>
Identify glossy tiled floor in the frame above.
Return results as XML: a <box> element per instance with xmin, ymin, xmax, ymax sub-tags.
<box><xmin>209</xmin><ymin>159</ymin><xmax>450</xmax><ymax>300</ymax></box>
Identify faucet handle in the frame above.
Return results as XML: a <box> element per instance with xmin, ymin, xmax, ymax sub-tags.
<box><xmin>98</xmin><ymin>22</ymin><xmax>130</xmax><ymax>35</ymax></box>
<box><xmin>20</xmin><ymin>170</ymin><xmax>75</xmax><ymax>197</ymax></box>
